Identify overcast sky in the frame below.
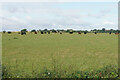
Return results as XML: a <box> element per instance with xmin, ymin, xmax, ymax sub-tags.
<box><xmin>0</xmin><ymin>2</ymin><xmax>118</xmax><ymax>31</ymax></box>
<box><xmin>0</xmin><ymin>0</ymin><xmax>119</xmax><ymax>2</ymax></box>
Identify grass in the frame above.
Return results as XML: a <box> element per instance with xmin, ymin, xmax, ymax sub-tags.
<box><xmin>2</xmin><ymin>32</ymin><xmax>118</xmax><ymax>78</ymax></box>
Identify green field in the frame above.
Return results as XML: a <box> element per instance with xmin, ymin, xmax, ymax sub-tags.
<box><xmin>2</xmin><ymin>33</ymin><xmax>118</xmax><ymax>78</ymax></box>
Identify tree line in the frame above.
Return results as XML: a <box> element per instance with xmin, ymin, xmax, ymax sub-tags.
<box><xmin>3</xmin><ymin>28</ymin><xmax>120</xmax><ymax>33</ymax></box>
<box><xmin>20</xmin><ymin>28</ymin><xmax>120</xmax><ymax>33</ymax></box>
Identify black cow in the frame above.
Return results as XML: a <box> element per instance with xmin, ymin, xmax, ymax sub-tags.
<box><xmin>21</xmin><ymin>31</ymin><xmax>26</xmax><ymax>35</ymax></box>
<box><xmin>69</xmin><ymin>32</ymin><xmax>73</xmax><ymax>34</ymax></box>
<box><xmin>41</xmin><ymin>31</ymin><xmax>44</xmax><ymax>34</ymax></box>
<box><xmin>109</xmin><ymin>32</ymin><xmax>111</xmax><ymax>34</ymax></box>
<box><xmin>94</xmin><ymin>32</ymin><xmax>97</xmax><ymax>34</ymax></box>
<box><xmin>84</xmin><ymin>32</ymin><xmax>87</xmax><ymax>34</ymax></box>
<box><xmin>60</xmin><ymin>32</ymin><xmax>62</xmax><ymax>34</ymax></box>
<box><xmin>53</xmin><ymin>31</ymin><xmax>57</xmax><ymax>33</ymax></box>
<box><xmin>8</xmin><ymin>31</ymin><xmax>12</xmax><ymax>34</ymax></box>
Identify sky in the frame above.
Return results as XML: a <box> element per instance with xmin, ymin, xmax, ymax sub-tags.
<box><xmin>0</xmin><ymin>2</ymin><xmax>118</xmax><ymax>31</ymax></box>
<box><xmin>0</xmin><ymin>0</ymin><xmax>119</xmax><ymax>2</ymax></box>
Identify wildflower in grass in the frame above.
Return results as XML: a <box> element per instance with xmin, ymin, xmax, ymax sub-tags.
<box><xmin>99</xmin><ymin>72</ymin><xmax>102</xmax><ymax>77</ymax></box>
<box><xmin>48</xmin><ymin>72</ymin><xmax>50</xmax><ymax>75</ymax></box>
<box><xmin>75</xmin><ymin>74</ymin><xmax>81</xmax><ymax>78</ymax></box>
<box><xmin>99</xmin><ymin>72</ymin><xmax>102</xmax><ymax>75</ymax></box>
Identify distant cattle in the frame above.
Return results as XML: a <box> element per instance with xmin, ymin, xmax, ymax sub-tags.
<box><xmin>41</xmin><ymin>31</ymin><xmax>44</xmax><ymax>34</ymax></box>
<box><xmin>109</xmin><ymin>32</ymin><xmax>111</xmax><ymax>34</ymax></box>
<box><xmin>60</xmin><ymin>32</ymin><xmax>62</xmax><ymax>34</ymax></box>
<box><xmin>94</xmin><ymin>32</ymin><xmax>97</xmax><ymax>34</ymax></box>
<box><xmin>69</xmin><ymin>32</ymin><xmax>73</xmax><ymax>34</ymax></box>
<box><xmin>21</xmin><ymin>31</ymin><xmax>26</xmax><ymax>35</ymax></box>
<box><xmin>8</xmin><ymin>31</ymin><xmax>12</xmax><ymax>34</ymax></box>
<box><xmin>35</xmin><ymin>32</ymin><xmax>37</xmax><ymax>34</ymax></box>
<box><xmin>48</xmin><ymin>31</ymin><xmax>50</xmax><ymax>34</ymax></box>
<box><xmin>53</xmin><ymin>31</ymin><xmax>57</xmax><ymax>33</ymax></box>
<box><xmin>84</xmin><ymin>32</ymin><xmax>87</xmax><ymax>34</ymax></box>
<box><xmin>115</xmin><ymin>32</ymin><xmax>119</xmax><ymax>35</ymax></box>
<box><xmin>78</xmin><ymin>32</ymin><xmax>81</xmax><ymax>34</ymax></box>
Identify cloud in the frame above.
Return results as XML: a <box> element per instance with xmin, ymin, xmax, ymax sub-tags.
<box><xmin>103</xmin><ymin>21</ymin><xmax>115</xmax><ymax>25</ymax></box>
<box><xmin>8</xmin><ymin>7</ymin><xmax>27</xmax><ymax>13</ymax></box>
<box><xmin>0</xmin><ymin>0</ymin><xmax>119</xmax><ymax>2</ymax></box>
<box><xmin>25</xmin><ymin>16</ymin><xmax>32</xmax><ymax>20</ymax></box>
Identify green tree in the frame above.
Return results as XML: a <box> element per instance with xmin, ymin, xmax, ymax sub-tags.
<box><xmin>31</xmin><ymin>29</ymin><xmax>36</xmax><ymax>32</ymax></box>
<box><xmin>102</xmin><ymin>28</ymin><xmax>105</xmax><ymax>33</ymax></box>
<box><xmin>21</xmin><ymin>29</ymin><xmax>27</xmax><ymax>32</ymax></box>
<box><xmin>51</xmin><ymin>29</ymin><xmax>56</xmax><ymax>33</ymax></box>
<box><xmin>43</xmin><ymin>29</ymin><xmax>48</xmax><ymax>31</ymax></box>
<box><xmin>3</xmin><ymin>31</ymin><xmax>6</xmax><ymax>33</ymax></box>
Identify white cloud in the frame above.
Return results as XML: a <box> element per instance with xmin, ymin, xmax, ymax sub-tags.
<box><xmin>0</xmin><ymin>0</ymin><xmax>119</xmax><ymax>2</ymax></box>
<box><xmin>103</xmin><ymin>21</ymin><xmax>115</xmax><ymax>25</ymax></box>
<box><xmin>26</xmin><ymin>16</ymin><xmax>32</xmax><ymax>20</ymax></box>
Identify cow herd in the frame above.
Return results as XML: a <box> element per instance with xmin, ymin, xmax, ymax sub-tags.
<box><xmin>2</xmin><ymin>31</ymin><xmax>120</xmax><ymax>35</ymax></box>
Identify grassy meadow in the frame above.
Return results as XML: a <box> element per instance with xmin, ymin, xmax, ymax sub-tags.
<box><xmin>2</xmin><ymin>32</ymin><xmax>118</xmax><ymax>78</ymax></box>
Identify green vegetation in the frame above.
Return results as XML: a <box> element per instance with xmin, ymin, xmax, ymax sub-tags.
<box><xmin>2</xmin><ymin>32</ymin><xmax>118</xmax><ymax>78</ymax></box>
<box><xmin>18</xmin><ymin>28</ymin><xmax>120</xmax><ymax>33</ymax></box>
<box><xmin>21</xmin><ymin>29</ymin><xmax>27</xmax><ymax>32</ymax></box>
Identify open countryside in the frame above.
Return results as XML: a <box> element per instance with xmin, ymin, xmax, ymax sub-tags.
<box><xmin>2</xmin><ymin>30</ymin><xmax>118</xmax><ymax>78</ymax></box>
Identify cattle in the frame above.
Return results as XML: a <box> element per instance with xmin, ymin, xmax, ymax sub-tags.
<box><xmin>8</xmin><ymin>31</ymin><xmax>12</xmax><ymax>34</ymax></box>
<box><xmin>35</xmin><ymin>32</ymin><xmax>37</xmax><ymax>34</ymax></box>
<box><xmin>84</xmin><ymin>32</ymin><xmax>87</xmax><ymax>34</ymax></box>
<box><xmin>41</xmin><ymin>31</ymin><xmax>44</xmax><ymax>34</ymax></box>
<box><xmin>115</xmin><ymin>32</ymin><xmax>119</xmax><ymax>35</ymax></box>
<box><xmin>109</xmin><ymin>32</ymin><xmax>111</xmax><ymax>34</ymax></box>
<box><xmin>53</xmin><ymin>31</ymin><xmax>57</xmax><ymax>33</ymax></box>
<box><xmin>48</xmin><ymin>31</ymin><xmax>50</xmax><ymax>34</ymax></box>
<box><xmin>94</xmin><ymin>32</ymin><xmax>97</xmax><ymax>34</ymax></box>
<box><xmin>69</xmin><ymin>32</ymin><xmax>73</xmax><ymax>34</ymax></box>
<box><xmin>60</xmin><ymin>32</ymin><xmax>62</xmax><ymax>34</ymax></box>
<box><xmin>44</xmin><ymin>32</ymin><xmax>47</xmax><ymax>34</ymax></box>
<box><xmin>78</xmin><ymin>32</ymin><xmax>81</xmax><ymax>34</ymax></box>
<box><xmin>21</xmin><ymin>31</ymin><xmax>26</xmax><ymax>35</ymax></box>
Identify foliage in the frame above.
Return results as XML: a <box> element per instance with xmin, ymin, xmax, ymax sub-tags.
<box><xmin>19</xmin><ymin>28</ymin><xmax>120</xmax><ymax>33</ymax></box>
<box><xmin>3</xmin><ymin>31</ymin><xmax>6</xmax><ymax>33</ymax></box>
<box><xmin>2</xmin><ymin>64</ymin><xmax>118</xmax><ymax>78</ymax></box>
<box><xmin>31</xmin><ymin>29</ymin><xmax>36</xmax><ymax>32</ymax></box>
<box><xmin>21</xmin><ymin>29</ymin><xmax>27</xmax><ymax>32</ymax></box>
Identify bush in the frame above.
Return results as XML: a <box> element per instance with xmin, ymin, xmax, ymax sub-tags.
<box><xmin>2</xmin><ymin>64</ymin><xmax>118</xmax><ymax>78</ymax></box>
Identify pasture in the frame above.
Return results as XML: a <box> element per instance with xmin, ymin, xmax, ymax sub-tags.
<box><xmin>2</xmin><ymin>32</ymin><xmax>118</xmax><ymax>78</ymax></box>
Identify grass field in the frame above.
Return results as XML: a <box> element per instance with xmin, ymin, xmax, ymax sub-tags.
<box><xmin>2</xmin><ymin>32</ymin><xmax>118</xmax><ymax>78</ymax></box>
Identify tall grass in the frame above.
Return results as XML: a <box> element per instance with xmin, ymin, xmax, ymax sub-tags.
<box><xmin>2</xmin><ymin>62</ymin><xmax>118</xmax><ymax>78</ymax></box>
<box><xmin>2</xmin><ymin>52</ymin><xmax>119</xmax><ymax>78</ymax></box>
